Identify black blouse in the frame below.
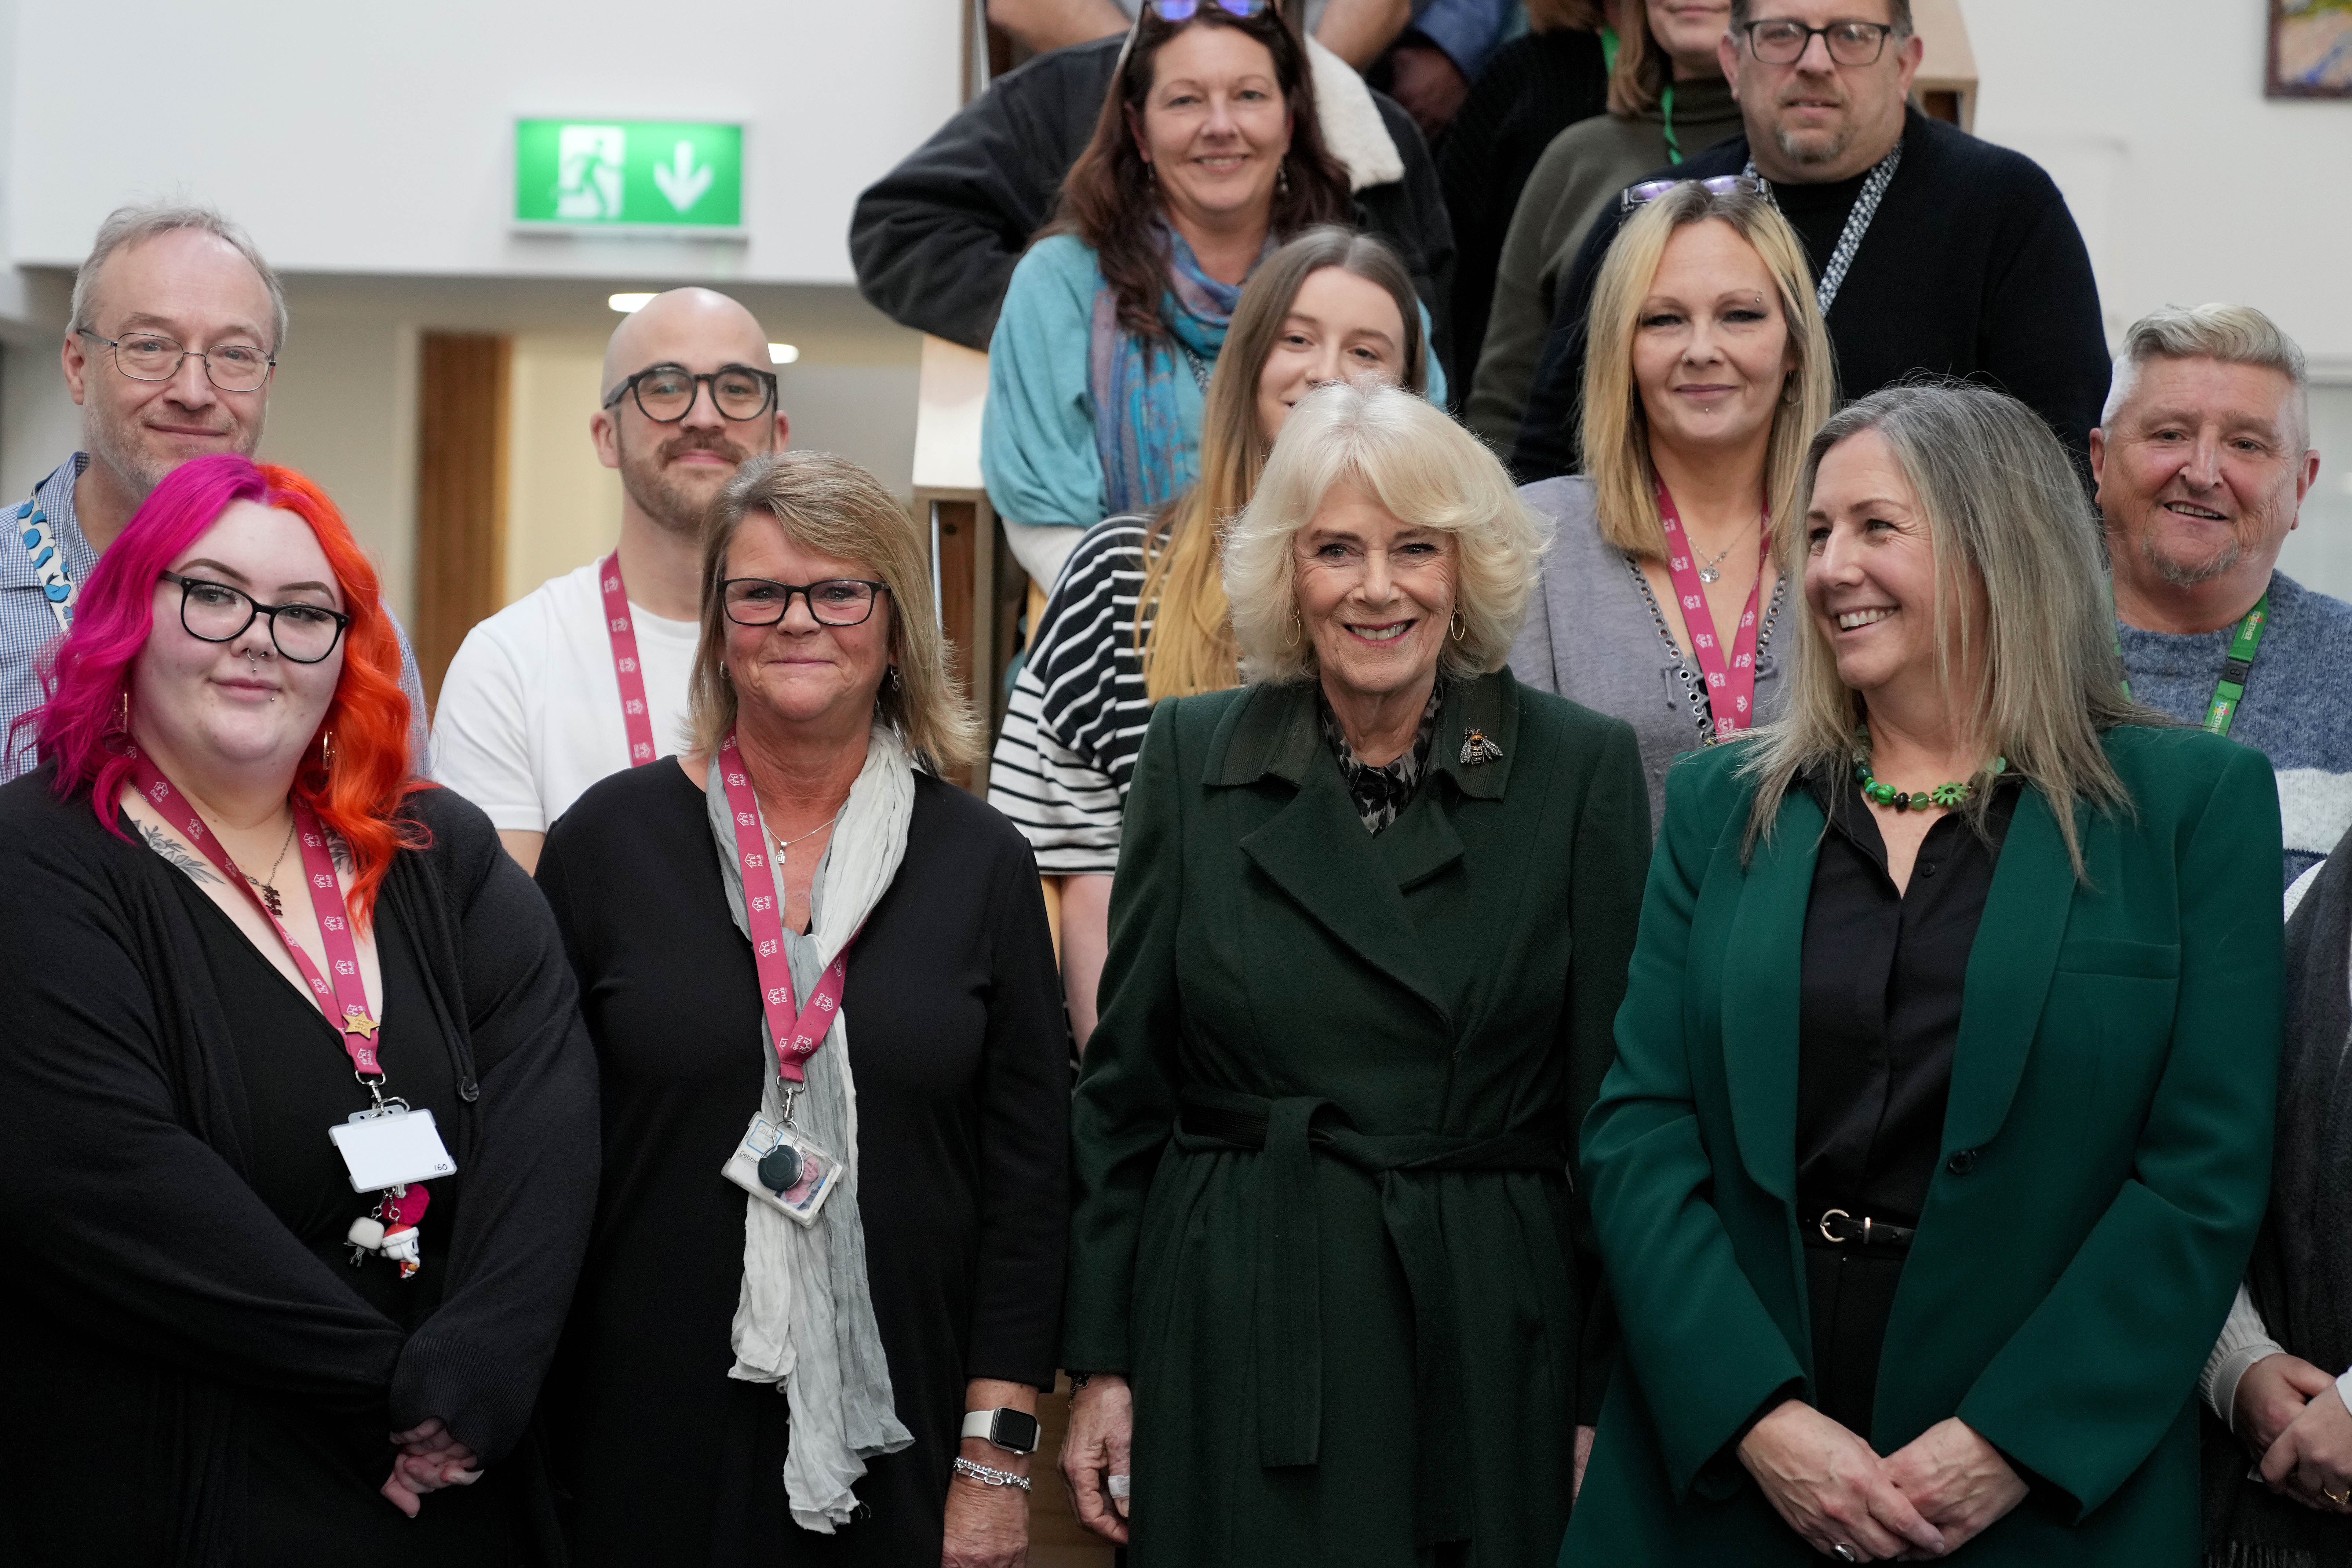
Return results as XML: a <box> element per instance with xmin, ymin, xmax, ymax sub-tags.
<box><xmin>1797</xmin><ymin>768</ymin><xmax>2018</xmax><ymax>1229</ymax></box>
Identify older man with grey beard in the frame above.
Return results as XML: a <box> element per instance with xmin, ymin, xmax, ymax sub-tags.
<box><xmin>2102</xmin><ymin>303</ymin><xmax>2341</xmax><ymax>886</ymax></box>
<box><xmin>430</xmin><ymin>287</ymin><xmax>789</xmax><ymax>873</ymax></box>
<box><xmin>1510</xmin><ymin>0</ymin><xmax>2111</xmax><ymax>484</ymax></box>
<box><xmin>0</xmin><ymin>203</ymin><xmax>430</xmax><ymax>775</ymax></box>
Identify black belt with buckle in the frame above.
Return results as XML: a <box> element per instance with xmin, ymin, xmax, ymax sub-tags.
<box><xmin>1815</xmin><ymin>1209</ymin><xmax>1916</xmax><ymax>1251</ymax></box>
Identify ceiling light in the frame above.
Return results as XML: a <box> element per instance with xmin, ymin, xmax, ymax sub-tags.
<box><xmin>769</xmin><ymin>343</ymin><xmax>800</xmax><ymax>364</ymax></box>
<box><xmin>608</xmin><ymin>292</ymin><xmax>655</xmax><ymax>313</ymax></box>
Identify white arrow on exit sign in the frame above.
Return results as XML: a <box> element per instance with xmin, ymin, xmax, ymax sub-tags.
<box><xmin>654</xmin><ymin>141</ymin><xmax>715</xmax><ymax>213</ymax></box>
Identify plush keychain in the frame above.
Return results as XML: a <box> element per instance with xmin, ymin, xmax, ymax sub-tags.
<box><xmin>345</xmin><ymin>1184</ymin><xmax>432</xmax><ymax>1278</ymax></box>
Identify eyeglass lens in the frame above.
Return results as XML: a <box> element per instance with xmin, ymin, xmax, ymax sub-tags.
<box><xmin>1147</xmin><ymin>0</ymin><xmax>1267</xmax><ymax>21</ymax></box>
<box><xmin>1622</xmin><ymin>175</ymin><xmax>1768</xmax><ymax>209</ymax></box>
<box><xmin>1747</xmin><ymin>20</ymin><xmax>1888</xmax><ymax>65</ymax></box>
<box><xmin>631</xmin><ymin>366</ymin><xmax>775</xmax><ymax>423</ymax></box>
<box><xmin>103</xmin><ymin>331</ymin><xmax>272</xmax><ymax>392</ymax></box>
<box><xmin>723</xmin><ymin>578</ymin><xmax>882</xmax><ymax>627</ymax></box>
<box><xmin>178</xmin><ymin>577</ymin><xmax>346</xmax><ymax>662</ymax></box>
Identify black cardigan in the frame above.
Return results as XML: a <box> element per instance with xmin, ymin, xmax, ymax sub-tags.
<box><xmin>1510</xmin><ymin>107</ymin><xmax>2111</xmax><ymax>483</ymax></box>
<box><xmin>847</xmin><ymin>33</ymin><xmax>1460</xmax><ymax>380</ymax></box>
<box><xmin>0</xmin><ymin>770</ymin><xmax>598</xmax><ymax>1565</ymax></box>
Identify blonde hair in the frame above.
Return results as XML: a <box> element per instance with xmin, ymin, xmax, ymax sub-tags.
<box><xmin>1739</xmin><ymin>382</ymin><xmax>2149</xmax><ymax>877</ymax></box>
<box><xmin>2103</xmin><ymin>302</ymin><xmax>2311</xmax><ymax>447</ymax></box>
<box><xmin>1137</xmin><ymin>226</ymin><xmax>1428</xmax><ymax>703</ymax></box>
<box><xmin>1223</xmin><ymin>381</ymin><xmax>1545</xmax><ymax>685</ymax></box>
<box><xmin>1580</xmin><ymin>182</ymin><xmax>1836</xmax><ymax>557</ymax></box>
<box><xmin>688</xmin><ymin>451</ymin><xmax>985</xmax><ymax>772</ymax></box>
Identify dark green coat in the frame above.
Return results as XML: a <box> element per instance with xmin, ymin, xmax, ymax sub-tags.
<box><xmin>1065</xmin><ymin>671</ymin><xmax>1650</xmax><ymax>1566</ymax></box>
<box><xmin>1565</xmin><ymin>725</ymin><xmax>2284</xmax><ymax>1566</ymax></box>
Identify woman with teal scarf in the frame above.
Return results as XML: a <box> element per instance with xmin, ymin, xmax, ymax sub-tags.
<box><xmin>982</xmin><ymin>0</ymin><xmax>1443</xmax><ymax>593</ymax></box>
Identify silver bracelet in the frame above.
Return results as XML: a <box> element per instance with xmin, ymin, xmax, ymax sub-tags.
<box><xmin>953</xmin><ymin>1456</ymin><xmax>1032</xmax><ymax>1492</ymax></box>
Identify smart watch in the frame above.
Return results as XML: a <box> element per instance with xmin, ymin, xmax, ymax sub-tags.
<box><xmin>960</xmin><ymin>1407</ymin><xmax>1041</xmax><ymax>1455</ymax></box>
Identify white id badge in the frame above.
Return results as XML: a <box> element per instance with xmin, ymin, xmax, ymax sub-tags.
<box><xmin>328</xmin><ymin>1107</ymin><xmax>457</xmax><ymax>1193</ymax></box>
<box><xmin>722</xmin><ymin>1114</ymin><xmax>839</xmax><ymax>1227</ymax></box>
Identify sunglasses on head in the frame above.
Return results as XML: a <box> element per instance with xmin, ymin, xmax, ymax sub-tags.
<box><xmin>1619</xmin><ymin>173</ymin><xmax>1774</xmax><ymax>212</ymax></box>
<box><xmin>1143</xmin><ymin>0</ymin><xmax>1270</xmax><ymax>21</ymax></box>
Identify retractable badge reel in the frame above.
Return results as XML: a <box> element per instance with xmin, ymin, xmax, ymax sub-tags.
<box><xmin>725</xmin><ymin>1083</ymin><xmax>841</xmax><ymax>1227</ymax></box>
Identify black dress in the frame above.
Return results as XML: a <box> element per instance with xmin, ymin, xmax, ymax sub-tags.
<box><xmin>0</xmin><ymin>774</ymin><xmax>599</xmax><ymax>1568</ymax></box>
<box><xmin>536</xmin><ymin>759</ymin><xmax>1069</xmax><ymax>1566</ymax></box>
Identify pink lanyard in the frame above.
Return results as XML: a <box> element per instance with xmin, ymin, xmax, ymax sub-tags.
<box><xmin>1654</xmin><ymin>478</ymin><xmax>1767</xmax><ymax>738</ymax></box>
<box><xmin>599</xmin><ymin>551</ymin><xmax>659</xmax><ymax>768</ymax></box>
<box><xmin>129</xmin><ymin>756</ymin><xmax>385</xmax><ymax>1080</ymax></box>
<box><xmin>716</xmin><ymin>732</ymin><xmax>851</xmax><ymax>1085</ymax></box>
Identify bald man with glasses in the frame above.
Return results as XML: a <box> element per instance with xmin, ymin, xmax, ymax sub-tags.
<box><xmin>431</xmin><ymin>288</ymin><xmax>790</xmax><ymax>873</ymax></box>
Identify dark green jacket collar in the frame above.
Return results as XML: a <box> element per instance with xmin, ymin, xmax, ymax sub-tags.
<box><xmin>1205</xmin><ymin>670</ymin><xmax>1520</xmax><ymax>800</ymax></box>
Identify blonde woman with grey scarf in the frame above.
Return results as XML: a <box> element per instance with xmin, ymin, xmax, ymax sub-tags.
<box><xmin>535</xmin><ymin>451</ymin><xmax>1070</xmax><ymax>1566</ymax></box>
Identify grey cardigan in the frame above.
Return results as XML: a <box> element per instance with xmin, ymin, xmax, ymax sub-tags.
<box><xmin>1508</xmin><ymin>476</ymin><xmax>1788</xmax><ymax>830</ymax></box>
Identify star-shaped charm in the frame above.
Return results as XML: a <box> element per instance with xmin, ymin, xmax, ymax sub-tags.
<box><xmin>343</xmin><ymin>1009</ymin><xmax>381</xmax><ymax>1040</ymax></box>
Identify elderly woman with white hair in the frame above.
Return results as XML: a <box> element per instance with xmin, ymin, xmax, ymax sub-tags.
<box><xmin>1055</xmin><ymin>380</ymin><xmax>1651</xmax><ymax>1566</ymax></box>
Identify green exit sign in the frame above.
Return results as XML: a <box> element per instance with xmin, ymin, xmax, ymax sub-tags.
<box><xmin>514</xmin><ymin>119</ymin><xmax>745</xmax><ymax>231</ymax></box>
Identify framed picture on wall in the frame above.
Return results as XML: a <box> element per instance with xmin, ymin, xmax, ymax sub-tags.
<box><xmin>2269</xmin><ymin>0</ymin><xmax>2352</xmax><ymax>98</ymax></box>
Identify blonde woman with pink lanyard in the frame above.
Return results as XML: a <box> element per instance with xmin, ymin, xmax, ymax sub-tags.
<box><xmin>534</xmin><ymin>450</ymin><xmax>1069</xmax><ymax>1568</ymax></box>
<box><xmin>1510</xmin><ymin>177</ymin><xmax>1834</xmax><ymax>831</ymax></box>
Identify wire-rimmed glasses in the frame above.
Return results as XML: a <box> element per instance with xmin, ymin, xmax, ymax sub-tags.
<box><xmin>78</xmin><ymin>328</ymin><xmax>274</xmax><ymax>393</ymax></box>
<box><xmin>162</xmin><ymin>571</ymin><xmax>349</xmax><ymax>662</ymax></box>
<box><xmin>1738</xmin><ymin>18</ymin><xmax>1897</xmax><ymax>66</ymax></box>
<box><xmin>722</xmin><ymin>577</ymin><xmax>890</xmax><ymax>628</ymax></box>
<box><xmin>603</xmin><ymin>363</ymin><xmax>779</xmax><ymax>424</ymax></box>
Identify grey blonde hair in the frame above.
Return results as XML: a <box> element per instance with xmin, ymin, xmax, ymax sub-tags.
<box><xmin>71</xmin><ymin>202</ymin><xmax>288</xmax><ymax>354</ymax></box>
<box><xmin>1739</xmin><ymin>382</ymin><xmax>2148</xmax><ymax>877</ymax></box>
<box><xmin>687</xmin><ymin>451</ymin><xmax>985</xmax><ymax>772</ymax></box>
<box><xmin>1223</xmin><ymin>381</ymin><xmax>1545</xmax><ymax>685</ymax></box>
<box><xmin>1580</xmin><ymin>182</ymin><xmax>1837</xmax><ymax>558</ymax></box>
<box><xmin>2102</xmin><ymin>302</ymin><xmax>2311</xmax><ymax>447</ymax></box>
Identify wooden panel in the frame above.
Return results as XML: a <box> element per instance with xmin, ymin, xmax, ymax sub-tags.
<box><xmin>1028</xmin><ymin>1376</ymin><xmax>1116</xmax><ymax>1567</ymax></box>
<box><xmin>934</xmin><ymin>497</ymin><xmax>979</xmax><ymax>790</ymax></box>
<box><xmin>413</xmin><ymin>333</ymin><xmax>511</xmax><ymax>709</ymax></box>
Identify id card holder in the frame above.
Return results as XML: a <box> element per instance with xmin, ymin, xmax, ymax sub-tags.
<box><xmin>722</xmin><ymin>1114</ymin><xmax>839</xmax><ymax>1227</ymax></box>
<box><xmin>328</xmin><ymin>1107</ymin><xmax>457</xmax><ymax>1193</ymax></box>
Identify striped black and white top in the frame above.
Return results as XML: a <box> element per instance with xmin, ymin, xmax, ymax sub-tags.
<box><xmin>988</xmin><ymin>516</ymin><xmax>1157</xmax><ymax>875</ymax></box>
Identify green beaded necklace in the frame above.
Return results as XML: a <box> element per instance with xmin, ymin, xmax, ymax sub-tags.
<box><xmin>1851</xmin><ymin>727</ymin><xmax>2007</xmax><ymax>813</ymax></box>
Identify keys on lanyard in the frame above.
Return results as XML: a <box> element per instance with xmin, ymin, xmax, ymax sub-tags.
<box><xmin>600</xmin><ymin>551</ymin><xmax>660</xmax><ymax>768</ymax></box>
<box><xmin>129</xmin><ymin>753</ymin><xmax>446</xmax><ymax>1277</ymax></box>
<box><xmin>1654</xmin><ymin>478</ymin><xmax>1767</xmax><ymax>741</ymax></box>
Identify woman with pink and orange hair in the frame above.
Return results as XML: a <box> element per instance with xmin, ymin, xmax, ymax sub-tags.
<box><xmin>0</xmin><ymin>453</ymin><xmax>597</xmax><ymax>1566</ymax></box>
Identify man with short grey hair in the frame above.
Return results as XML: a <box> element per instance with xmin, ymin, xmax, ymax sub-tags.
<box><xmin>1511</xmin><ymin>0</ymin><xmax>2109</xmax><ymax>483</ymax></box>
<box><xmin>2</xmin><ymin>202</ymin><xmax>428</xmax><ymax>775</ymax></box>
<box><xmin>2100</xmin><ymin>302</ymin><xmax>2340</xmax><ymax>883</ymax></box>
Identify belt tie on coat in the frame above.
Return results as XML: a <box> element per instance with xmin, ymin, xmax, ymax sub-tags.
<box><xmin>1176</xmin><ymin>1085</ymin><xmax>1566</xmax><ymax>1546</ymax></box>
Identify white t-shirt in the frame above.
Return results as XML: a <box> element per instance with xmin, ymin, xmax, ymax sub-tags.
<box><xmin>431</xmin><ymin>558</ymin><xmax>701</xmax><ymax>834</ymax></box>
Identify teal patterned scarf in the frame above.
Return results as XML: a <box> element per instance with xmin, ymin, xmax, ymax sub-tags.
<box><xmin>1088</xmin><ymin>225</ymin><xmax>1271</xmax><ymax>517</ymax></box>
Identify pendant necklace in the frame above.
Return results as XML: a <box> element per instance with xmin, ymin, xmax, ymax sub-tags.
<box><xmin>770</xmin><ymin>806</ymin><xmax>844</xmax><ymax>862</ymax></box>
<box><xmin>1692</xmin><ymin>516</ymin><xmax>1759</xmax><ymax>585</ymax></box>
<box><xmin>243</xmin><ymin>813</ymin><xmax>300</xmax><ymax>918</ymax></box>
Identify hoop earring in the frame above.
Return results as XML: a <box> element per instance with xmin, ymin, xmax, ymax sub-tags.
<box><xmin>1285</xmin><ymin>612</ymin><xmax>1301</xmax><ymax>648</ymax></box>
<box><xmin>1277</xmin><ymin>162</ymin><xmax>1290</xmax><ymax>200</ymax></box>
<box><xmin>319</xmin><ymin>730</ymin><xmax>336</xmax><ymax>770</ymax></box>
<box><xmin>1783</xmin><ymin>378</ymin><xmax>1800</xmax><ymax>406</ymax></box>
<box><xmin>118</xmin><ymin>688</ymin><xmax>131</xmax><ymax>733</ymax></box>
<box><xmin>1450</xmin><ymin>610</ymin><xmax>1466</xmax><ymax>643</ymax></box>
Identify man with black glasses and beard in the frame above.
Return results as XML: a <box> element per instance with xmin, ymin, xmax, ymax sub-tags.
<box><xmin>433</xmin><ymin>288</ymin><xmax>789</xmax><ymax>873</ymax></box>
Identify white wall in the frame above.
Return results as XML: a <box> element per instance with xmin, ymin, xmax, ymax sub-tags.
<box><xmin>5</xmin><ymin>0</ymin><xmax>961</xmax><ymax>285</ymax></box>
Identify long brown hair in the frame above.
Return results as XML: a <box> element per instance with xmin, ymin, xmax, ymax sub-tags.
<box><xmin>1050</xmin><ymin>4</ymin><xmax>1351</xmax><ymax>342</ymax></box>
<box><xmin>1136</xmin><ymin>226</ymin><xmax>1426</xmax><ymax>702</ymax></box>
<box><xmin>1525</xmin><ymin>0</ymin><xmax>1606</xmax><ymax>33</ymax></box>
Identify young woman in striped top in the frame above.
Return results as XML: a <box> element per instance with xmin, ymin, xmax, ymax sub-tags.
<box><xmin>988</xmin><ymin>226</ymin><xmax>1433</xmax><ymax>1047</ymax></box>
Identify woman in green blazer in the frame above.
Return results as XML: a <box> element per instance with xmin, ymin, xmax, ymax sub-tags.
<box><xmin>1058</xmin><ymin>381</ymin><xmax>1651</xmax><ymax>1566</ymax></box>
<box><xmin>1566</xmin><ymin>383</ymin><xmax>2284</xmax><ymax>1566</ymax></box>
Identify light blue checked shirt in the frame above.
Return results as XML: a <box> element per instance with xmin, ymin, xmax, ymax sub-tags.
<box><xmin>2</xmin><ymin>454</ymin><xmax>432</xmax><ymax>780</ymax></box>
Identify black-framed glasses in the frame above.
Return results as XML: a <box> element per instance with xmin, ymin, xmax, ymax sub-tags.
<box><xmin>78</xmin><ymin>328</ymin><xmax>274</xmax><ymax>393</ymax></box>
<box><xmin>603</xmin><ymin>363</ymin><xmax>779</xmax><ymax>424</ymax></box>
<box><xmin>1621</xmin><ymin>173</ymin><xmax>1774</xmax><ymax>212</ymax></box>
<box><xmin>1739</xmin><ymin>18</ymin><xmax>1897</xmax><ymax>65</ymax></box>
<box><xmin>722</xmin><ymin>577</ymin><xmax>890</xmax><ymax>628</ymax></box>
<box><xmin>161</xmin><ymin>571</ymin><xmax>349</xmax><ymax>662</ymax></box>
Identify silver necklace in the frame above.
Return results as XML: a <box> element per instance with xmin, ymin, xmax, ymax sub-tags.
<box><xmin>769</xmin><ymin>807</ymin><xmax>843</xmax><ymax>862</ymax></box>
<box><xmin>243</xmin><ymin>813</ymin><xmax>299</xmax><ymax>918</ymax></box>
<box><xmin>1692</xmin><ymin>516</ymin><xmax>1759</xmax><ymax>585</ymax></box>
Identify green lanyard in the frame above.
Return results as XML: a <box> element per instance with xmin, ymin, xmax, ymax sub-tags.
<box><xmin>1598</xmin><ymin>27</ymin><xmax>1684</xmax><ymax>165</ymax></box>
<box><xmin>1599</xmin><ymin>24</ymin><xmax>1618</xmax><ymax>74</ymax></box>
<box><xmin>2113</xmin><ymin>591</ymin><xmax>2268</xmax><ymax>737</ymax></box>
